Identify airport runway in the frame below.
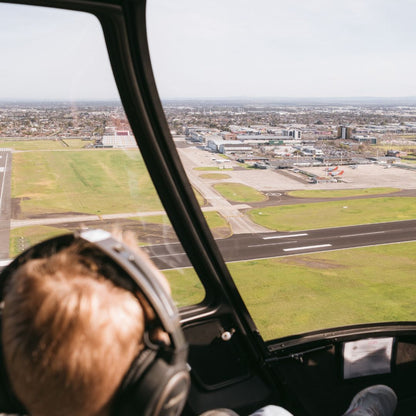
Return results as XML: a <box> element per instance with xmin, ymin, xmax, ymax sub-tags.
<box><xmin>144</xmin><ymin>219</ymin><xmax>416</xmax><ymax>270</ymax></box>
<box><xmin>0</xmin><ymin>150</ymin><xmax>12</xmax><ymax>259</ymax></box>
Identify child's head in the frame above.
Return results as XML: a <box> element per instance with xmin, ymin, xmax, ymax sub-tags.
<box><xmin>2</xmin><ymin>240</ymin><xmax>145</xmax><ymax>416</ymax></box>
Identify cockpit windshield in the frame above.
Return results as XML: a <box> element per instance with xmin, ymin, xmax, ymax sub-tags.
<box><xmin>147</xmin><ymin>0</ymin><xmax>416</xmax><ymax>340</ymax></box>
<box><xmin>0</xmin><ymin>3</ymin><xmax>204</xmax><ymax>308</ymax></box>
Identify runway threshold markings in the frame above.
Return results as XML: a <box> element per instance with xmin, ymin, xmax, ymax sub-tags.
<box><xmin>283</xmin><ymin>244</ymin><xmax>332</xmax><ymax>252</ymax></box>
<box><xmin>248</xmin><ymin>240</ymin><xmax>298</xmax><ymax>248</ymax></box>
<box><xmin>263</xmin><ymin>233</ymin><xmax>308</xmax><ymax>240</ymax></box>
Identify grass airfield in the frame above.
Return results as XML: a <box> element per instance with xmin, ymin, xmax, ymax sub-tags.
<box><xmin>7</xmin><ymin>140</ymin><xmax>416</xmax><ymax>341</ymax></box>
<box><xmin>166</xmin><ymin>242</ymin><xmax>416</xmax><ymax>340</ymax></box>
<box><xmin>12</xmin><ymin>149</ymin><xmax>163</xmax><ymax>217</ymax></box>
<box><xmin>248</xmin><ymin>197</ymin><xmax>416</xmax><ymax>231</ymax></box>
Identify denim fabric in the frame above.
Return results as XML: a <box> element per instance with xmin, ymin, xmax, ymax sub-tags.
<box><xmin>343</xmin><ymin>385</ymin><xmax>397</xmax><ymax>416</ymax></box>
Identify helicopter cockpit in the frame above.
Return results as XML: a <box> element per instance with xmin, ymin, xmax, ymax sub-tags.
<box><xmin>0</xmin><ymin>1</ymin><xmax>415</xmax><ymax>415</ymax></box>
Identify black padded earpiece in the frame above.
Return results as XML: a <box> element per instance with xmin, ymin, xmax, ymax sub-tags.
<box><xmin>115</xmin><ymin>348</ymin><xmax>190</xmax><ymax>416</ymax></box>
<box><xmin>0</xmin><ymin>319</ymin><xmax>26</xmax><ymax>414</ymax></box>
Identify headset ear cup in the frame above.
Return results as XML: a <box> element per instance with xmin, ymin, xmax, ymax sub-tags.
<box><xmin>115</xmin><ymin>356</ymin><xmax>190</xmax><ymax>416</ymax></box>
<box><xmin>0</xmin><ymin>319</ymin><xmax>27</xmax><ymax>414</ymax></box>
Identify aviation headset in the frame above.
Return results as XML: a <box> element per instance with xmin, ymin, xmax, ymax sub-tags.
<box><xmin>0</xmin><ymin>229</ymin><xmax>190</xmax><ymax>416</ymax></box>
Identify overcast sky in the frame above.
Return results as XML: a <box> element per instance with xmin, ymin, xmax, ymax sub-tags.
<box><xmin>147</xmin><ymin>0</ymin><xmax>416</xmax><ymax>99</ymax></box>
<box><xmin>0</xmin><ymin>4</ymin><xmax>118</xmax><ymax>101</ymax></box>
<box><xmin>0</xmin><ymin>1</ymin><xmax>415</xmax><ymax>100</ymax></box>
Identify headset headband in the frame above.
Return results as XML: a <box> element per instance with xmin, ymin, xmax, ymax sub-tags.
<box><xmin>0</xmin><ymin>229</ymin><xmax>187</xmax><ymax>360</ymax></box>
<box><xmin>79</xmin><ymin>229</ymin><xmax>186</xmax><ymax>351</ymax></box>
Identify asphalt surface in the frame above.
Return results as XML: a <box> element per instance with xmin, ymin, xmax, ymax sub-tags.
<box><xmin>144</xmin><ymin>219</ymin><xmax>416</xmax><ymax>270</ymax></box>
<box><xmin>4</xmin><ymin>140</ymin><xmax>416</xmax><ymax>268</ymax></box>
<box><xmin>177</xmin><ymin>147</ymin><xmax>272</xmax><ymax>234</ymax></box>
<box><xmin>0</xmin><ymin>150</ymin><xmax>12</xmax><ymax>259</ymax></box>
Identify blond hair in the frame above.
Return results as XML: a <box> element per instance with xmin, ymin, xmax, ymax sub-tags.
<box><xmin>2</xmin><ymin>241</ymin><xmax>144</xmax><ymax>416</ymax></box>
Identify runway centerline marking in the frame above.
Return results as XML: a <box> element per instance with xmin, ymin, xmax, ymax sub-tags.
<box><xmin>0</xmin><ymin>152</ymin><xmax>8</xmax><ymax>210</ymax></box>
<box><xmin>148</xmin><ymin>252</ymin><xmax>187</xmax><ymax>258</ymax></box>
<box><xmin>339</xmin><ymin>231</ymin><xmax>385</xmax><ymax>238</ymax></box>
<box><xmin>283</xmin><ymin>244</ymin><xmax>332</xmax><ymax>252</ymax></box>
<box><xmin>248</xmin><ymin>241</ymin><xmax>298</xmax><ymax>248</ymax></box>
<box><xmin>263</xmin><ymin>233</ymin><xmax>308</xmax><ymax>240</ymax></box>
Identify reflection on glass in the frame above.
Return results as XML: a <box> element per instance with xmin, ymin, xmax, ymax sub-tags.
<box><xmin>0</xmin><ymin>3</ymin><xmax>204</xmax><ymax>306</ymax></box>
<box><xmin>148</xmin><ymin>0</ymin><xmax>416</xmax><ymax>339</ymax></box>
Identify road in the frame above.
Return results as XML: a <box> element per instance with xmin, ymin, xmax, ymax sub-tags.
<box><xmin>177</xmin><ymin>147</ymin><xmax>272</xmax><ymax>234</ymax></box>
<box><xmin>143</xmin><ymin>219</ymin><xmax>416</xmax><ymax>270</ymax></box>
<box><xmin>5</xmin><ymin>140</ymin><xmax>416</xmax><ymax>267</ymax></box>
<box><xmin>0</xmin><ymin>150</ymin><xmax>12</xmax><ymax>259</ymax></box>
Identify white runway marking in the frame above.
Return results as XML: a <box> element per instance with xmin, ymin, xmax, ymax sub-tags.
<box><xmin>0</xmin><ymin>152</ymin><xmax>8</xmax><ymax>210</ymax></box>
<box><xmin>283</xmin><ymin>244</ymin><xmax>332</xmax><ymax>252</ymax></box>
<box><xmin>340</xmin><ymin>231</ymin><xmax>385</xmax><ymax>238</ymax></box>
<box><xmin>248</xmin><ymin>241</ymin><xmax>298</xmax><ymax>248</ymax></box>
<box><xmin>263</xmin><ymin>233</ymin><xmax>308</xmax><ymax>240</ymax></box>
<box><xmin>148</xmin><ymin>252</ymin><xmax>187</xmax><ymax>258</ymax></box>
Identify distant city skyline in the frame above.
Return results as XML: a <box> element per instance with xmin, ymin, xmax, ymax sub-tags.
<box><xmin>1</xmin><ymin>1</ymin><xmax>416</xmax><ymax>101</ymax></box>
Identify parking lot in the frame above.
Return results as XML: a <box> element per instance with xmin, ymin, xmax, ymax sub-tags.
<box><xmin>179</xmin><ymin>145</ymin><xmax>416</xmax><ymax>192</ymax></box>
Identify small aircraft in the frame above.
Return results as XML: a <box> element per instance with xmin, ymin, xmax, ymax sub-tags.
<box><xmin>329</xmin><ymin>169</ymin><xmax>344</xmax><ymax>176</ymax></box>
<box><xmin>325</xmin><ymin>165</ymin><xmax>338</xmax><ymax>172</ymax></box>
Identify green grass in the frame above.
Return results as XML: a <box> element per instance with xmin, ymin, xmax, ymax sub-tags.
<box><xmin>199</xmin><ymin>173</ymin><xmax>231</xmax><ymax>179</ymax></box>
<box><xmin>10</xmin><ymin>226</ymin><xmax>70</xmax><ymax>257</ymax></box>
<box><xmin>132</xmin><ymin>211</ymin><xmax>230</xmax><ymax>235</ymax></box>
<box><xmin>216</xmin><ymin>154</ymin><xmax>230</xmax><ymax>160</ymax></box>
<box><xmin>228</xmin><ymin>242</ymin><xmax>416</xmax><ymax>340</ymax></box>
<box><xmin>236</xmin><ymin>162</ymin><xmax>251</xmax><ymax>169</ymax></box>
<box><xmin>163</xmin><ymin>268</ymin><xmax>205</xmax><ymax>307</ymax></box>
<box><xmin>193</xmin><ymin>188</ymin><xmax>206</xmax><ymax>206</ymax></box>
<box><xmin>287</xmin><ymin>188</ymin><xmax>400</xmax><ymax>198</ymax></box>
<box><xmin>213</xmin><ymin>182</ymin><xmax>267</xmax><ymax>203</ymax></box>
<box><xmin>375</xmin><ymin>144</ymin><xmax>415</xmax><ymax>152</ymax></box>
<box><xmin>249</xmin><ymin>197</ymin><xmax>416</xmax><ymax>231</ymax></box>
<box><xmin>204</xmin><ymin>211</ymin><xmax>226</xmax><ymax>227</ymax></box>
<box><xmin>160</xmin><ymin>243</ymin><xmax>416</xmax><ymax>339</ymax></box>
<box><xmin>64</xmin><ymin>139</ymin><xmax>95</xmax><ymax>148</ymax></box>
<box><xmin>0</xmin><ymin>139</ymin><xmax>93</xmax><ymax>150</ymax></box>
<box><xmin>12</xmin><ymin>149</ymin><xmax>162</xmax><ymax>217</ymax></box>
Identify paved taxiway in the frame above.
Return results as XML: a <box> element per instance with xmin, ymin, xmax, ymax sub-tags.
<box><xmin>0</xmin><ymin>150</ymin><xmax>12</xmax><ymax>259</ymax></box>
<box><xmin>144</xmin><ymin>219</ymin><xmax>416</xmax><ymax>270</ymax></box>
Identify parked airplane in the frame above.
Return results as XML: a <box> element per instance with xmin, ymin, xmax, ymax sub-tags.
<box><xmin>325</xmin><ymin>165</ymin><xmax>338</xmax><ymax>172</ymax></box>
<box><xmin>330</xmin><ymin>169</ymin><xmax>344</xmax><ymax>176</ymax></box>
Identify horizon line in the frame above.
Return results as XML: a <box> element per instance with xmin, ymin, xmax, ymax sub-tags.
<box><xmin>161</xmin><ymin>95</ymin><xmax>416</xmax><ymax>101</ymax></box>
<box><xmin>1</xmin><ymin>96</ymin><xmax>416</xmax><ymax>105</ymax></box>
